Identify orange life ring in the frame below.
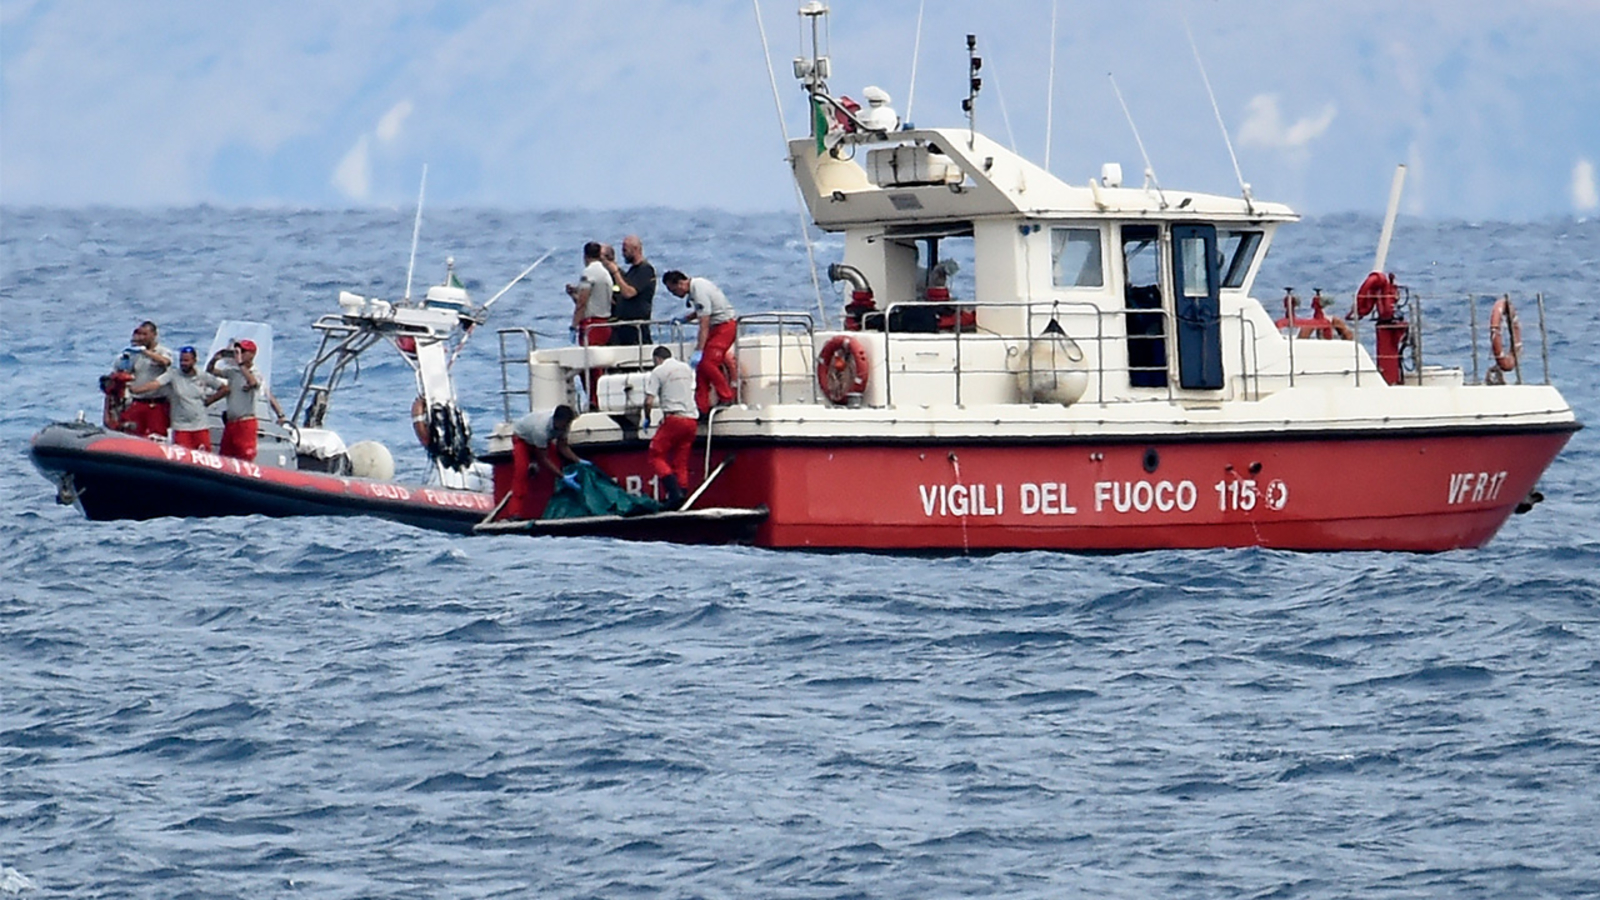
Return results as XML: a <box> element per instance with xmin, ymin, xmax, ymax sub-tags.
<box><xmin>816</xmin><ymin>335</ymin><xmax>869</xmax><ymax>405</ymax></box>
<box><xmin>1489</xmin><ymin>295</ymin><xmax>1523</xmax><ymax>371</ymax></box>
<box><xmin>411</xmin><ymin>396</ymin><xmax>430</xmax><ymax>446</ymax></box>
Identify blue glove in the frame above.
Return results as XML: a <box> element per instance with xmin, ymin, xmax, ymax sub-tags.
<box><xmin>577</xmin><ymin>459</ymin><xmax>596</xmax><ymax>469</ymax></box>
<box><xmin>568</xmin><ymin>327</ymin><xmax>579</xmax><ymax>344</ymax></box>
<box><xmin>670</xmin><ymin>315</ymin><xmax>688</xmax><ymax>326</ymax></box>
<box><xmin>689</xmin><ymin>351</ymin><xmax>703</xmax><ymax>368</ymax></box>
<box><xmin>560</xmin><ymin>472</ymin><xmax>580</xmax><ymax>492</ymax></box>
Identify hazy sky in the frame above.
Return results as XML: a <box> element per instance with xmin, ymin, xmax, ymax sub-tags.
<box><xmin>3</xmin><ymin>0</ymin><xmax>1597</xmax><ymax>219</ymax></box>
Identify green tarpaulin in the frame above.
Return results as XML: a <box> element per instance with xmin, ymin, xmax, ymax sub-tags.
<box><xmin>541</xmin><ymin>463</ymin><xmax>661</xmax><ymax>520</ymax></box>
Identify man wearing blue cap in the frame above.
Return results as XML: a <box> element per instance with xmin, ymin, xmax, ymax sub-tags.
<box><xmin>129</xmin><ymin>345</ymin><xmax>223</xmax><ymax>451</ymax></box>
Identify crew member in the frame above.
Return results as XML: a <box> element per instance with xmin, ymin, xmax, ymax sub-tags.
<box><xmin>567</xmin><ymin>241</ymin><xmax>614</xmax><ymax>347</ymax></box>
<box><xmin>208</xmin><ymin>338</ymin><xmax>286</xmax><ymax>461</ymax></box>
<box><xmin>662</xmin><ymin>270</ymin><xmax>738</xmax><ymax>414</ymax></box>
<box><xmin>116</xmin><ymin>321</ymin><xmax>174</xmax><ymax>437</ymax></box>
<box><xmin>567</xmin><ymin>241</ymin><xmax>614</xmax><ymax>408</ymax></box>
<box><xmin>128</xmin><ymin>346</ymin><xmax>223</xmax><ymax>451</ymax></box>
<box><xmin>604</xmin><ymin>234</ymin><xmax>657</xmax><ymax>346</ymax></box>
<box><xmin>509</xmin><ymin>404</ymin><xmax>589</xmax><ymax>511</ymax></box>
<box><xmin>642</xmin><ymin>346</ymin><xmax>697</xmax><ymax>508</ymax></box>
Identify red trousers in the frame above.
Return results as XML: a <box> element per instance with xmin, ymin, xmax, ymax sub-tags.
<box><xmin>506</xmin><ymin>437</ymin><xmax>563</xmax><ymax>521</ymax></box>
<box><xmin>121</xmin><ymin>399</ymin><xmax>170</xmax><ymax>438</ymax></box>
<box><xmin>648</xmin><ymin>414</ymin><xmax>697</xmax><ymax>487</ymax></box>
<box><xmin>173</xmin><ymin>429</ymin><xmax>212</xmax><ymax>452</ymax></box>
<box><xmin>221</xmin><ymin>417</ymin><xmax>258</xmax><ymax>461</ymax></box>
<box><xmin>579</xmin><ymin>317</ymin><xmax>612</xmax><ymax>409</ymax></box>
<box><xmin>696</xmin><ymin>320</ymin><xmax>738</xmax><ymax>414</ymax></box>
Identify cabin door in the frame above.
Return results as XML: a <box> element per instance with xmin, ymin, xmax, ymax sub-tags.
<box><xmin>1120</xmin><ymin>224</ymin><xmax>1167</xmax><ymax>388</ymax></box>
<box><xmin>1170</xmin><ymin>224</ymin><xmax>1223</xmax><ymax>390</ymax></box>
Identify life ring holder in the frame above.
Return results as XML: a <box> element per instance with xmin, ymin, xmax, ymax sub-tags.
<box><xmin>816</xmin><ymin>335</ymin><xmax>870</xmax><ymax>405</ymax></box>
<box><xmin>1489</xmin><ymin>295</ymin><xmax>1523</xmax><ymax>372</ymax></box>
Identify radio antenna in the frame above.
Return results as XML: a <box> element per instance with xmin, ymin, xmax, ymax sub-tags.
<box><xmin>1183</xmin><ymin>17</ymin><xmax>1254</xmax><ymax>213</ymax></box>
<box><xmin>1044</xmin><ymin>0</ymin><xmax>1057</xmax><ymax>170</ymax></box>
<box><xmin>904</xmin><ymin>0</ymin><xmax>925</xmax><ymax>124</ymax></box>
<box><xmin>1107</xmin><ymin>73</ymin><xmax>1168</xmax><ymax>209</ymax></box>
<box><xmin>403</xmin><ymin>164</ymin><xmax>427</xmax><ymax>303</ymax></box>
<box><xmin>753</xmin><ymin>0</ymin><xmax>828</xmax><ymax>326</ymax></box>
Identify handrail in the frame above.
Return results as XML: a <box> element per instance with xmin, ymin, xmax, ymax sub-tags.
<box><xmin>732</xmin><ymin>312</ymin><xmax>817</xmax><ymax>406</ymax></box>
<box><xmin>493</xmin><ymin>288</ymin><xmax>1561</xmax><ymax>419</ymax></box>
<box><xmin>495</xmin><ymin>328</ymin><xmax>537</xmax><ymax>421</ymax></box>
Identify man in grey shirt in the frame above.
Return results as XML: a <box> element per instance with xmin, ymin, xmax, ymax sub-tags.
<box><xmin>208</xmin><ymin>338</ymin><xmax>286</xmax><ymax>461</ymax></box>
<box><xmin>116</xmin><ymin>320</ymin><xmax>175</xmax><ymax>437</ymax></box>
<box><xmin>129</xmin><ymin>345</ymin><xmax>223</xmax><ymax>451</ymax></box>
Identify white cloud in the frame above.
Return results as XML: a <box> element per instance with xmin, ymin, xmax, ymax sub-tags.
<box><xmin>1236</xmin><ymin>94</ymin><xmax>1337</xmax><ymax>151</ymax></box>
<box><xmin>1573</xmin><ymin>158</ymin><xmax>1598</xmax><ymax>212</ymax></box>
<box><xmin>332</xmin><ymin>135</ymin><xmax>371</xmax><ymax>201</ymax></box>
<box><xmin>376</xmin><ymin>99</ymin><xmax>413</xmax><ymax>143</ymax></box>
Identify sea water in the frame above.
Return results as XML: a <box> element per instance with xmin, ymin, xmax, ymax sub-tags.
<box><xmin>2</xmin><ymin>207</ymin><xmax>1597</xmax><ymax>898</ymax></box>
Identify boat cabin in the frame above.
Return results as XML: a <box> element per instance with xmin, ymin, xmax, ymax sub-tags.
<box><xmin>786</xmin><ymin>124</ymin><xmax>1344</xmax><ymax>407</ymax></box>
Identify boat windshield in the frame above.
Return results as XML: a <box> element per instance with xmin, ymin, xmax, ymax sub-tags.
<box><xmin>1218</xmin><ymin>230</ymin><xmax>1263</xmax><ymax>289</ymax></box>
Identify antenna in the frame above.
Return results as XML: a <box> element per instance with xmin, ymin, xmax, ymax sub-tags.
<box><xmin>756</xmin><ymin>0</ymin><xmax>829</xmax><ymax>326</ymax></box>
<box><xmin>1107</xmin><ymin>73</ymin><xmax>1168</xmax><ymax>209</ymax></box>
<box><xmin>484</xmin><ymin>247</ymin><xmax>557</xmax><ymax>311</ymax></box>
<box><xmin>963</xmin><ymin>34</ymin><xmax>982</xmax><ymax>149</ymax></box>
<box><xmin>904</xmin><ymin>0</ymin><xmax>925</xmax><ymax>124</ymax></box>
<box><xmin>1183</xmin><ymin>17</ymin><xmax>1253</xmax><ymax>213</ymax></box>
<box><xmin>1044</xmin><ymin>0</ymin><xmax>1057</xmax><ymax>170</ymax></box>
<box><xmin>403</xmin><ymin>164</ymin><xmax>427</xmax><ymax>303</ymax></box>
<box><xmin>991</xmin><ymin>57</ymin><xmax>1019</xmax><ymax>154</ymax></box>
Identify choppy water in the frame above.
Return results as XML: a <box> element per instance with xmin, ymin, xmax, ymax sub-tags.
<box><xmin>2</xmin><ymin>207</ymin><xmax>1598</xmax><ymax>898</ymax></box>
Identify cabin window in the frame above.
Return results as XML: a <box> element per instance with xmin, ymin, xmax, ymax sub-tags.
<box><xmin>1218</xmin><ymin>230</ymin><xmax>1262</xmax><ymax>289</ymax></box>
<box><xmin>1050</xmin><ymin>228</ymin><xmax>1104</xmax><ymax>288</ymax></box>
<box><xmin>1179</xmin><ymin>236</ymin><xmax>1210</xmax><ymax>298</ymax></box>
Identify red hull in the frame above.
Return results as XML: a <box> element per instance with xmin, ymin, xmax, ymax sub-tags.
<box><xmin>32</xmin><ymin>423</ymin><xmax>494</xmax><ymax>534</ymax></box>
<box><xmin>494</xmin><ymin>427</ymin><xmax>1575</xmax><ymax>551</ymax></box>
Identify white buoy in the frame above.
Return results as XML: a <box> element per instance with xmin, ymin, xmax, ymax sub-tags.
<box><xmin>346</xmin><ymin>441</ymin><xmax>395</xmax><ymax>481</ymax></box>
<box><xmin>1013</xmin><ymin>326</ymin><xmax>1089</xmax><ymax>406</ymax></box>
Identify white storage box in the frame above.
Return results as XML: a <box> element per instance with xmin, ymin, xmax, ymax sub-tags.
<box><xmin>595</xmin><ymin>371</ymin><xmax>652</xmax><ymax>413</ymax></box>
<box><xmin>866</xmin><ymin>145</ymin><xmax>960</xmax><ymax>187</ymax></box>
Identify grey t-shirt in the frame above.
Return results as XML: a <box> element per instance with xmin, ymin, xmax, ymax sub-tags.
<box><xmin>221</xmin><ymin>364</ymin><xmax>261</xmax><ymax>421</ymax></box>
<box><xmin>688</xmin><ymin>277</ymin><xmax>735</xmax><ymax>325</ymax></box>
<box><xmin>130</xmin><ymin>343</ymin><xmax>174</xmax><ymax>387</ymax></box>
<box><xmin>512</xmin><ymin>409</ymin><xmax>558</xmax><ymax>447</ymax></box>
<box><xmin>154</xmin><ymin>367</ymin><xmax>223</xmax><ymax>431</ymax></box>
<box><xmin>580</xmin><ymin>260</ymin><xmax>614</xmax><ymax>320</ymax></box>
<box><xmin>646</xmin><ymin>358</ymin><xmax>697</xmax><ymax>418</ymax></box>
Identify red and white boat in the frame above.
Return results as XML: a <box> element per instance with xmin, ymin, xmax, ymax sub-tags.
<box><xmin>31</xmin><ymin>264</ymin><xmax>501</xmax><ymax>534</ymax></box>
<box><xmin>480</xmin><ymin>8</ymin><xmax>1578</xmax><ymax>551</ymax></box>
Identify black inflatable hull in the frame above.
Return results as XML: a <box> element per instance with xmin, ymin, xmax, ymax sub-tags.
<box><xmin>29</xmin><ymin>421</ymin><xmax>493</xmax><ymax>535</ymax></box>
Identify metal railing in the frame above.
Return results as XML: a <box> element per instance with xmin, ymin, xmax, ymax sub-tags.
<box><xmin>729</xmin><ymin>312</ymin><xmax>818</xmax><ymax>406</ymax></box>
<box><xmin>494</xmin><ymin>289</ymin><xmax>1558</xmax><ymax>419</ymax></box>
<box><xmin>495</xmin><ymin>328</ymin><xmax>537</xmax><ymax>421</ymax></box>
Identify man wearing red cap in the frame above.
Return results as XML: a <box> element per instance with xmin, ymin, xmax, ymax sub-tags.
<box><xmin>207</xmin><ymin>338</ymin><xmax>286</xmax><ymax>461</ymax></box>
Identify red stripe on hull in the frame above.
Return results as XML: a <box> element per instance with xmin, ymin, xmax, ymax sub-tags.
<box><xmin>34</xmin><ymin>427</ymin><xmax>493</xmax><ymax>527</ymax></box>
<box><xmin>515</xmin><ymin>429</ymin><xmax>1572</xmax><ymax>552</ymax></box>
